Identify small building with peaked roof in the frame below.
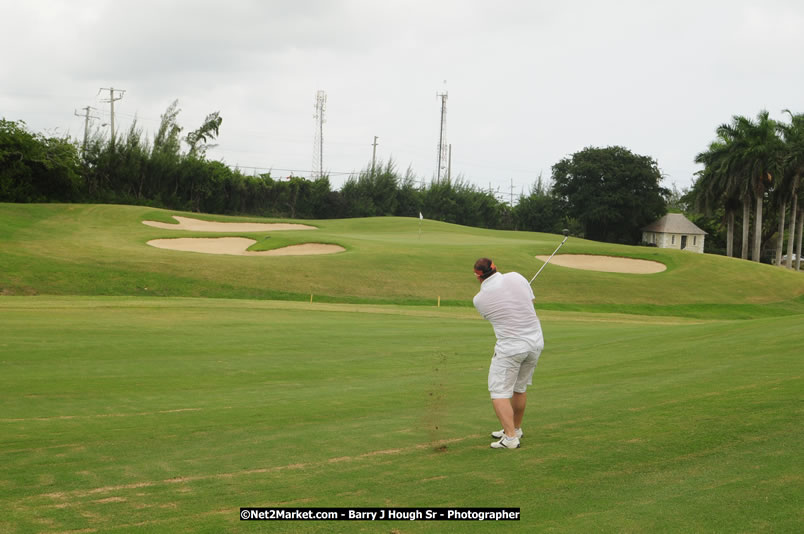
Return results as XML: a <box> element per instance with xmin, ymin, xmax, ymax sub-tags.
<box><xmin>641</xmin><ymin>213</ymin><xmax>707</xmax><ymax>253</ymax></box>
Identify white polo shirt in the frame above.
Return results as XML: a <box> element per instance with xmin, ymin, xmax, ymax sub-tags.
<box><xmin>473</xmin><ymin>271</ymin><xmax>544</xmax><ymax>357</ymax></box>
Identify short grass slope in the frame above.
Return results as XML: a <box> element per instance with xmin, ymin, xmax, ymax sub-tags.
<box><xmin>1</xmin><ymin>203</ymin><xmax>803</xmax><ymax>318</ymax></box>
<box><xmin>1</xmin><ymin>298</ymin><xmax>801</xmax><ymax>533</ymax></box>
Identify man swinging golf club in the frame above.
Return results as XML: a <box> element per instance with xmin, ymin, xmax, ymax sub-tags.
<box><xmin>472</xmin><ymin>257</ymin><xmax>544</xmax><ymax>449</ymax></box>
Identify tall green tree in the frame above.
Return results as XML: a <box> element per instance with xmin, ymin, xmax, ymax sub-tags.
<box><xmin>777</xmin><ymin>110</ymin><xmax>804</xmax><ymax>269</ymax></box>
<box><xmin>717</xmin><ymin>111</ymin><xmax>783</xmax><ymax>262</ymax></box>
<box><xmin>395</xmin><ymin>168</ymin><xmax>422</xmax><ymax>218</ymax></box>
<box><xmin>513</xmin><ymin>177</ymin><xmax>566</xmax><ymax>233</ymax></box>
<box><xmin>186</xmin><ymin>112</ymin><xmax>222</xmax><ymax>158</ymax></box>
<box><xmin>551</xmin><ymin>146</ymin><xmax>668</xmax><ymax>244</ymax></box>
<box><xmin>151</xmin><ymin>100</ymin><xmax>183</xmax><ymax>200</ymax></box>
<box><xmin>0</xmin><ymin>119</ymin><xmax>82</xmax><ymax>202</ymax></box>
<box><xmin>693</xmin><ymin>135</ymin><xmax>744</xmax><ymax>257</ymax></box>
<box><xmin>709</xmin><ymin>120</ymin><xmax>753</xmax><ymax>259</ymax></box>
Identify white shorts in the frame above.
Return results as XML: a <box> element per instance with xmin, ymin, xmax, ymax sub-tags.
<box><xmin>488</xmin><ymin>350</ymin><xmax>541</xmax><ymax>399</ymax></box>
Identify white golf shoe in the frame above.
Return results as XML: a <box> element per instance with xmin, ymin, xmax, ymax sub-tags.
<box><xmin>491</xmin><ymin>428</ymin><xmax>523</xmax><ymax>439</ymax></box>
<box><xmin>490</xmin><ymin>435</ymin><xmax>520</xmax><ymax>449</ymax></box>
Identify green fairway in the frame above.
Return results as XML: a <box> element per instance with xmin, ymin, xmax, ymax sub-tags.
<box><xmin>1</xmin><ymin>203</ymin><xmax>803</xmax><ymax>532</ymax></box>
<box><xmin>1</xmin><ymin>297</ymin><xmax>802</xmax><ymax>533</ymax></box>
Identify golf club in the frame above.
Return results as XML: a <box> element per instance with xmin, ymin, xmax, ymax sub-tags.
<box><xmin>529</xmin><ymin>229</ymin><xmax>569</xmax><ymax>284</ymax></box>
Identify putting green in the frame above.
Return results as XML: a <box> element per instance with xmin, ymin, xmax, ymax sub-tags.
<box><xmin>2</xmin><ymin>203</ymin><xmax>803</xmax><ymax>314</ymax></box>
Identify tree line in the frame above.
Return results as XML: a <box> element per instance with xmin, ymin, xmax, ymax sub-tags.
<box><xmin>691</xmin><ymin>110</ymin><xmax>804</xmax><ymax>268</ymax></box>
<box><xmin>0</xmin><ymin>104</ymin><xmax>525</xmax><ymax>230</ymax></box>
<box><xmin>0</xmin><ymin>101</ymin><xmax>668</xmax><ymax>244</ymax></box>
<box><xmin>2</xmin><ymin>99</ymin><xmax>802</xmax><ymax>266</ymax></box>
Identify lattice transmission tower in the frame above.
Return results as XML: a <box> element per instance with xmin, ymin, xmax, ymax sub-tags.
<box><xmin>312</xmin><ymin>90</ymin><xmax>327</xmax><ymax>179</ymax></box>
<box><xmin>436</xmin><ymin>90</ymin><xmax>448</xmax><ymax>181</ymax></box>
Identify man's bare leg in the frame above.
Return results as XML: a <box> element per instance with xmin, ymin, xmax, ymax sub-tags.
<box><xmin>512</xmin><ymin>392</ymin><xmax>526</xmax><ymax>429</ymax></box>
<box><xmin>492</xmin><ymin>398</ymin><xmax>516</xmax><ymax>437</ymax></box>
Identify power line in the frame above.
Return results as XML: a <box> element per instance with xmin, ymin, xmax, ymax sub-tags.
<box><xmin>228</xmin><ymin>165</ymin><xmax>354</xmax><ymax>176</ymax></box>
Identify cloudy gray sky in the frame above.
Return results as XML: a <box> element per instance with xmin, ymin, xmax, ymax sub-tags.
<box><xmin>2</xmin><ymin>0</ymin><xmax>803</xmax><ymax>200</ymax></box>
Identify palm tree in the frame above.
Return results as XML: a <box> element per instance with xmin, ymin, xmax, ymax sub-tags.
<box><xmin>770</xmin><ymin>157</ymin><xmax>791</xmax><ymax>267</ymax></box>
<box><xmin>796</xmin><ymin>199</ymin><xmax>803</xmax><ymax>270</ymax></box>
<box><xmin>693</xmin><ymin>139</ymin><xmax>742</xmax><ymax>257</ymax></box>
<box><xmin>718</xmin><ymin>112</ymin><xmax>783</xmax><ymax>262</ymax></box>
<box><xmin>777</xmin><ymin>110</ymin><xmax>804</xmax><ymax>269</ymax></box>
<box><xmin>714</xmin><ymin>118</ymin><xmax>754</xmax><ymax>259</ymax></box>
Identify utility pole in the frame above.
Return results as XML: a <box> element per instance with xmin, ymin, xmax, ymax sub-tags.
<box><xmin>447</xmin><ymin>144</ymin><xmax>452</xmax><ymax>181</ymax></box>
<box><xmin>371</xmin><ymin>136</ymin><xmax>379</xmax><ymax>176</ymax></box>
<box><xmin>74</xmin><ymin>106</ymin><xmax>99</xmax><ymax>152</ymax></box>
<box><xmin>510</xmin><ymin>179</ymin><xmax>515</xmax><ymax>207</ymax></box>
<box><xmin>436</xmin><ymin>89</ymin><xmax>448</xmax><ymax>181</ymax></box>
<box><xmin>98</xmin><ymin>87</ymin><xmax>125</xmax><ymax>147</ymax></box>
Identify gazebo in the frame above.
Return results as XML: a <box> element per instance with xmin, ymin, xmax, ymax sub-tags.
<box><xmin>641</xmin><ymin>213</ymin><xmax>707</xmax><ymax>253</ymax></box>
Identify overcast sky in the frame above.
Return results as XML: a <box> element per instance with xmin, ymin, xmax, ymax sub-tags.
<box><xmin>3</xmin><ymin>0</ymin><xmax>803</xmax><ymax>200</ymax></box>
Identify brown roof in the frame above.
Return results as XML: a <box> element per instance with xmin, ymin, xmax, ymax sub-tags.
<box><xmin>641</xmin><ymin>213</ymin><xmax>707</xmax><ymax>235</ymax></box>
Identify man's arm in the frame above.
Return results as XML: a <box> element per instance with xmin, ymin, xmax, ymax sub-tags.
<box><xmin>473</xmin><ymin>294</ymin><xmax>489</xmax><ymax>320</ymax></box>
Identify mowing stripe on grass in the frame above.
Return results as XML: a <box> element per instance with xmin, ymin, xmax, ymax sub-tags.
<box><xmin>1</xmin><ymin>297</ymin><xmax>802</xmax><ymax>532</ymax></box>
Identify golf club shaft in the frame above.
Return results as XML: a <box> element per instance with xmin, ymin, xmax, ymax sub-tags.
<box><xmin>529</xmin><ymin>236</ymin><xmax>568</xmax><ymax>284</ymax></box>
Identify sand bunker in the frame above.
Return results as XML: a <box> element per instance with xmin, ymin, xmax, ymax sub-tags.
<box><xmin>535</xmin><ymin>254</ymin><xmax>666</xmax><ymax>274</ymax></box>
<box><xmin>143</xmin><ymin>216</ymin><xmax>337</xmax><ymax>256</ymax></box>
<box><xmin>142</xmin><ymin>216</ymin><xmax>316</xmax><ymax>232</ymax></box>
<box><xmin>147</xmin><ymin>237</ymin><xmax>344</xmax><ymax>256</ymax></box>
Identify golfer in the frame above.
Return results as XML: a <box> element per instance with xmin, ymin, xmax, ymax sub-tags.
<box><xmin>472</xmin><ymin>258</ymin><xmax>544</xmax><ymax>449</ymax></box>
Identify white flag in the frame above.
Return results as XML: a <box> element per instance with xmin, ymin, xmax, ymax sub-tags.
<box><xmin>419</xmin><ymin>212</ymin><xmax>423</xmax><ymax>220</ymax></box>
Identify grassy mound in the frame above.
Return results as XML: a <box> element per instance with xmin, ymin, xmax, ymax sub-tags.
<box><xmin>1</xmin><ymin>203</ymin><xmax>802</xmax><ymax>318</ymax></box>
